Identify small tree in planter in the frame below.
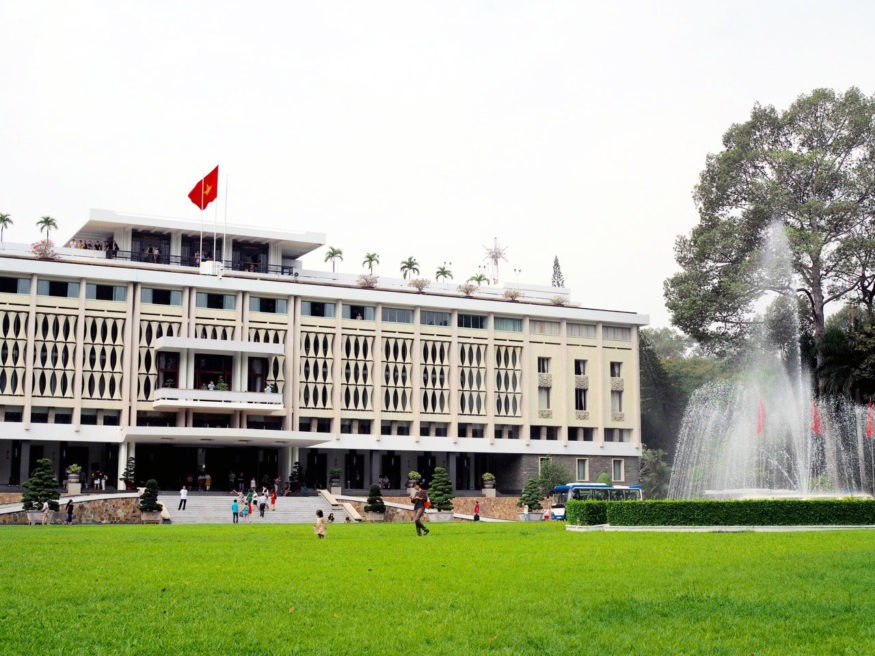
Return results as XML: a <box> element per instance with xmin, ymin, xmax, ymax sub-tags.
<box><xmin>517</xmin><ymin>477</ymin><xmax>544</xmax><ymax>520</ymax></box>
<box><xmin>364</xmin><ymin>483</ymin><xmax>386</xmax><ymax>520</ymax></box>
<box><xmin>22</xmin><ymin>458</ymin><xmax>61</xmax><ymax>520</ymax></box>
<box><xmin>121</xmin><ymin>456</ymin><xmax>136</xmax><ymax>490</ymax></box>
<box><xmin>428</xmin><ymin>466</ymin><xmax>454</xmax><ymax>512</ymax></box>
<box><xmin>597</xmin><ymin>472</ymin><xmax>612</xmax><ymax>485</ymax></box>
<box><xmin>328</xmin><ymin>467</ymin><xmax>343</xmax><ymax>494</ymax></box>
<box><xmin>139</xmin><ymin>478</ymin><xmax>162</xmax><ymax>522</ymax></box>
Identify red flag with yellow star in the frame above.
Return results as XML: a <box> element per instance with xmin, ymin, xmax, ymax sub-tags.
<box><xmin>188</xmin><ymin>166</ymin><xmax>219</xmax><ymax>210</ymax></box>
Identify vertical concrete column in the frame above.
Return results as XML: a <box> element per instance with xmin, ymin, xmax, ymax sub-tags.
<box><xmin>23</xmin><ymin>274</ymin><xmax>37</xmax><ymax>429</ymax></box>
<box><xmin>73</xmin><ymin>279</ymin><xmax>86</xmax><ymax>429</ymax></box>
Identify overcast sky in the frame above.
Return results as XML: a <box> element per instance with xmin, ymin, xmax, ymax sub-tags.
<box><xmin>2</xmin><ymin>1</ymin><xmax>874</xmax><ymax>326</ymax></box>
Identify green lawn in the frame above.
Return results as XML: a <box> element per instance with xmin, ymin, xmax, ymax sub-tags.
<box><xmin>2</xmin><ymin>522</ymin><xmax>874</xmax><ymax>655</ymax></box>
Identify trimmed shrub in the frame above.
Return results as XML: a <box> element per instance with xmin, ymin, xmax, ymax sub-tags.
<box><xmin>566</xmin><ymin>500</ymin><xmax>608</xmax><ymax>525</ymax></box>
<box><xmin>428</xmin><ymin>466</ymin><xmax>454</xmax><ymax>511</ymax></box>
<box><xmin>364</xmin><ymin>483</ymin><xmax>386</xmax><ymax>513</ymax></box>
<box><xmin>22</xmin><ymin>457</ymin><xmax>60</xmax><ymax>511</ymax></box>
<box><xmin>139</xmin><ymin>479</ymin><xmax>162</xmax><ymax>513</ymax></box>
<box><xmin>565</xmin><ymin>499</ymin><xmax>875</xmax><ymax>526</ymax></box>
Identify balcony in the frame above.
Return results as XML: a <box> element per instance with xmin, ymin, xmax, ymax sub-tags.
<box><xmin>152</xmin><ymin>387</ymin><xmax>284</xmax><ymax>411</ymax></box>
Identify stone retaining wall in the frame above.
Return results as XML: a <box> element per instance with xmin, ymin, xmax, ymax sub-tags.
<box><xmin>349</xmin><ymin>496</ymin><xmax>550</xmax><ymax>522</ymax></box>
<box><xmin>0</xmin><ymin>496</ymin><xmax>141</xmax><ymax>525</ymax></box>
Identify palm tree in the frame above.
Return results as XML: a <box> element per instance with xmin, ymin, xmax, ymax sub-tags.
<box><xmin>362</xmin><ymin>252</ymin><xmax>380</xmax><ymax>274</ymax></box>
<box><xmin>435</xmin><ymin>265</ymin><xmax>453</xmax><ymax>282</ymax></box>
<box><xmin>468</xmin><ymin>272</ymin><xmax>489</xmax><ymax>286</ymax></box>
<box><xmin>0</xmin><ymin>213</ymin><xmax>12</xmax><ymax>245</ymax></box>
<box><xmin>324</xmin><ymin>246</ymin><xmax>343</xmax><ymax>273</ymax></box>
<box><xmin>36</xmin><ymin>215</ymin><xmax>58</xmax><ymax>242</ymax></box>
<box><xmin>400</xmin><ymin>257</ymin><xmax>419</xmax><ymax>280</ymax></box>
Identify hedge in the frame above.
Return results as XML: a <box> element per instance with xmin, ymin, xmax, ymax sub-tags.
<box><xmin>565</xmin><ymin>499</ymin><xmax>875</xmax><ymax>526</ymax></box>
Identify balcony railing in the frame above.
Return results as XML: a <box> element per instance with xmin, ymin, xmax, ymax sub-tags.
<box><xmin>153</xmin><ymin>388</ymin><xmax>284</xmax><ymax>411</ymax></box>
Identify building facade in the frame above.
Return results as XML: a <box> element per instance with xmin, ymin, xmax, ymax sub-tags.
<box><xmin>0</xmin><ymin>209</ymin><xmax>647</xmax><ymax>493</ymax></box>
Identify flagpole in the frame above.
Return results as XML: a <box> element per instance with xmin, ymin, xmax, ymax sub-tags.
<box><xmin>199</xmin><ymin>178</ymin><xmax>205</xmax><ymax>267</ymax></box>
<box><xmin>223</xmin><ymin>174</ymin><xmax>229</xmax><ymax>272</ymax></box>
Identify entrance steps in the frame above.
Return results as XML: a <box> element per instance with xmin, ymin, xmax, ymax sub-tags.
<box><xmin>157</xmin><ymin>493</ymin><xmax>351</xmax><ymax>525</ymax></box>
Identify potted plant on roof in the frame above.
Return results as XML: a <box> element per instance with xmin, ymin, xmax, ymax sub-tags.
<box><xmin>406</xmin><ymin>470</ymin><xmax>421</xmax><ymax>497</ymax></box>
<box><xmin>481</xmin><ymin>471</ymin><xmax>496</xmax><ymax>497</ymax></box>
<box><xmin>22</xmin><ymin>457</ymin><xmax>61</xmax><ymax>525</ymax></box>
<box><xmin>328</xmin><ymin>467</ymin><xmax>343</xmax><ymax>496</ymax></box>
<box><xmin>363</xmin><ymin>483</ymin><xmax>386</xmax><ymax>521</ymax></box>
<box><xmin>517</xmin><ymin>476</ymin><xmax>545</xmax><ymax>522</ymax></box>
<box><xmin>426</xmin><ymin>466</ymin><xmax>454</xmax><ymax>522</ymax></box>
<box><xmin>139</xmin><ymin>478</ymin><xmax>163</xmax><ymax>523</ymax></box>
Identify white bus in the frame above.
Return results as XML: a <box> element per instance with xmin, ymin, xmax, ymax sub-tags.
<box><xmin>550</xmin><ymin>483</ymin><xmax>643</xmax><ymax>520</ymax></box>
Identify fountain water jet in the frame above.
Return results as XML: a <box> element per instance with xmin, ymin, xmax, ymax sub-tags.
<box><xmin>668</xmin><ymin>225</ymin><xmax>871</xmax><ymax>500</ymax></box>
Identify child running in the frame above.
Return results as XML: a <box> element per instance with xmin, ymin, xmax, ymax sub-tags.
<box><xmin>312</xmin><ymin>509</ymin><xmax>327</xmax><ymax>539</ymax></box>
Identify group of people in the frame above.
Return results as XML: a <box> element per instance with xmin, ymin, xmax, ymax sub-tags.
<box><xmin>229</xmin><ymin>486</ymin><xmax>278</xmax><ymax>523</ymax></box>
<box><xmin>67</xmin><ymin>239</ymin><xmax>121</xmax><ymax>259</ymax></box>
<box><xmin>144</xmin><ymin>246</ymin><xmax>162</xmax><ymax>263</ymax></box>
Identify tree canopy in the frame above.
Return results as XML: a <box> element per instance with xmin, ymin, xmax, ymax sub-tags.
<box><xmin>665</xmin><ymin>87</ymin><xmax>875</xmax><ymax>358</ymax></box>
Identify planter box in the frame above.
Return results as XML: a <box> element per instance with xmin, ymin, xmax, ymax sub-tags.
<box><xmin>427</xmin><ymin>510</ymin><xmax>454</xmax><ymax>522</ymax></box>
<box><xmin>67</xmin><ymin>482</ymin><xmax>82</xmax><ymax>495</ymax></box>
<box><xmin>140</xmin><ymin>511</ymin><xmax>163</xmax><ymax>524</ymax></box>
<box><xmin>330</xmin><ymin>485</ymin><xmax>342</xmax><ymax>497</ymax></box>
<box><xmin>482</xmin><ymin>488</ymin><xmax>496</xmax><ymax>498</ymax></box>
<box><xmin>518</xmin><ymin>511</ymin><xmax>545</xmax><ymax>522</ymax></box>
<box><xmin>364</xmin><ymin>511</ymin><xmax>385</xmax><ymax>522</ymax></box>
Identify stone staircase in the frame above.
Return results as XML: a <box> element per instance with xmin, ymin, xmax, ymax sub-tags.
<box><xmin>157</xmin><ymin>492</ymin><xmax>353</xmax><ymax>525</ymax></box>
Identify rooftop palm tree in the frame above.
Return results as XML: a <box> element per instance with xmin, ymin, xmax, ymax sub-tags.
<box><xmin>362</xmin><ymin>252</ymin><xmax>380</xmax><ymax>274</ymax></box>
<box><xmin>400</xmin><ymin>257</ymin><xmax>419</xmax><ymax>280</ymax></box>
<box><xmin>468</xmin><ymin>272</ymin><xmax>489</xmax><ymax>286</ymax></box>
<box><xmin>36</xmin><ymin>215</ymin><xmax>58</xmax><ymax>242</ymax></box>
<box><xmin>0</xmin><ymin>213</ymin><xmax>12</xmax><ymax>245</ymax></box>
<box><xmin>435</xmin><ymin>265</ymin><xmax>453</xmax><ymax>282</ymax></box>
<box><xmin>324</xmin><ymin>246</ymin><xmax>343</xmax><ymax>273</ymax></box>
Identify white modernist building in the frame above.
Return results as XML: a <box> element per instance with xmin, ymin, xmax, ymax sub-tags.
<box><xmin>0</xmin><ymin>209</ymin><xmax>647</xmax><ymax>492</ymax></box>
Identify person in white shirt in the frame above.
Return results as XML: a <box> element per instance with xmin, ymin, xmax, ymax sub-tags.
<box><xmin>178</xmin><ymin>485</ymin><xmax>188</xmax><ymax>510</ymax></box>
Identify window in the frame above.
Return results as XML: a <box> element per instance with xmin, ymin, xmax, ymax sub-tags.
<box><xmin>537</xmin><ymin>357</ymin><xmax>550</xmax><ymax>373</ymax></box>
<box><xmin>531</xmin><ymin>320</ymin><xmax>560</xmax><ymax>336</ymax></box>
<box><xmin>610</xmin><ymin>361</ymin><xmax>622</xmax><ymax>377</ymax></box>
<box><xmin>37</xmin><ymin>279</ymin><xmax>80</xmax><ymax>298</ymax></box>
<box><xmin>196</xmin><ymin>292</ymin><xmax>236</xmax><ymax>310</ymax></box>
<box><xmin>86</xmin><ymin>283</ymin><xmax>126</xmax><ymax>302</ymax></box>
<box><xmin>494</xmin><ymin>317</ymin><xmax>522</xmax><ymax>332</ymax></box>
<box><xmin>576</xmin><ymin>458</ymin><xmax>589</xmax><ymax>481</ymax></box>
<box><xmin>611</xmin><ymin>390</ymin><xmax>623</xmax><ymax>413</ymax></box>
<box><xmin>0</xmin><ymin>277</ymin><xmax>30</xmax><ymax>294</ymax></box>
<box><xmin>342</xmin><ymin>304</ymin><xmax>374</xmax><ymax>320</ymax></box>
<box><xmin>250</xmin><ymin>297</ymin><xmax>287</xmax><ymax>314</ymax></box>
<box><xmin>612</xmin><ymin>459</ymin><xmax>625</xmax><ymax>482</ymax></box>
<box><xmin>575</xmin><ymin>388</ymin><xmax>587</xmax><ymax>411</ymax></box>
<box><xmin>568</xmin><ymin>322</ymin><xmax>596</xmax><ymax>338</ymax></box>
<box><xmin>382</xmin><ymin>307</ymin><xmax>413</xmax><ymax>323</ymax></box>
<box><xmin>604</xmin><ymin>325</ymin><xmax>632</xmax><ymax>341</ymax></box>
<box><xmin>538</xmin><ymin>386</ymin><xmax>551</xmax><ymax>410</ymax></box>
<box><xmin>458</xmin><ymin>313</ymin><xmax>487</xmax><ymax>329</ymax></box>
<box><xmin>302</xmin><ymin>301</ymin><xmax>336</xmax><ymax>318</ymax></box>
<box><xmin>538</xmin><ymin>457</ymin><xmax>552</xmax><ymax>476</ymax></box>
<box><xmin>605</xmin><ymin>428</ymin><xmax>630</xmax><ymax>442</ymax></box>
<box><xmin>421</xmin><ymin>311</ymin><xmax>450</xmax><ymax>327</ymax></box>
<box><xmin>141</xmin><ymin>288</ymin><xmax>182</xmax><ymax>306</ymax></box>
<box><xmin>574</xmin><ymin>359</ymin><xmax>587</xmax><ymax>375</ymax></box>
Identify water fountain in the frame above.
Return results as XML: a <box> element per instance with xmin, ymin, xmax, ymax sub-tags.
<box><xmin>667</xmin><ymin>226</ymin><xmax>873</xmax><ymax>500</ymax></box>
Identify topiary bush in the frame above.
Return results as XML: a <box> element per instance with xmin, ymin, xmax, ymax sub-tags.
<box><xmin>428</xmin><ymin>466</ymin><xmax>454</xmax><ymax>511</ymax></box>
<box><xmin>121</xmin><ymin>456</ymin><xmax>136</xmax><ymax>489</ymax></box>
<box><xmin>564</xmin><ymin>499</ymin><xmax>875</xmax><ymax>526</ymax></box>
<box><xmin>22</xmin><ymin>457</ymin><xmax>60</xmax><ymax>511</ymax></box>
<box><xmin>138</xmin><ymin>479</ymin><xmax>162</xmax><ymax>513</ymax></box>
<box><xmin>517</xmin><ymin>477</ymin><xmax>545</xmax><ymax>511</ymax></box>
<box><xmin>364</xmin><ymin>483</ymin><xmax>386</xmax><ymax>513</ymax></box>
<box><xmin>566</xmin><ymin>500</ymin><xmax>608</xmax><ymax>525</ymax></box>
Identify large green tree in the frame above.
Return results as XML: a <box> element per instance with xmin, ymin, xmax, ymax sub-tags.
<box><xmin>665</xmin><ymin>88</ymin><xmax>875</xmax><ymax>369</ymax></box>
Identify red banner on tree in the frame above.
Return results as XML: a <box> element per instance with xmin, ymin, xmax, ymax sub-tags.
<box><xmin>811</xmin><ymin>400</ymin><xmax>824</xmax><ymax>436</ymax></box>
<box><xmin>756</xmin><ymin>400</ymin><xmax>765</xmax><ymax>435</ymax></box>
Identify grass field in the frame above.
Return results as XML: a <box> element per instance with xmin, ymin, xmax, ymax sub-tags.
<box><xmin>2</xmin><ymin>522</ymin><xmax>874</xmax><ymax>655</ymax></box>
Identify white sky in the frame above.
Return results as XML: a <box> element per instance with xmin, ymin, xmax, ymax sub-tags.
<box><xmin>2</xmin><ymin>1</ymin><xmax>874</xmax><ymax>327</ymax></box>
